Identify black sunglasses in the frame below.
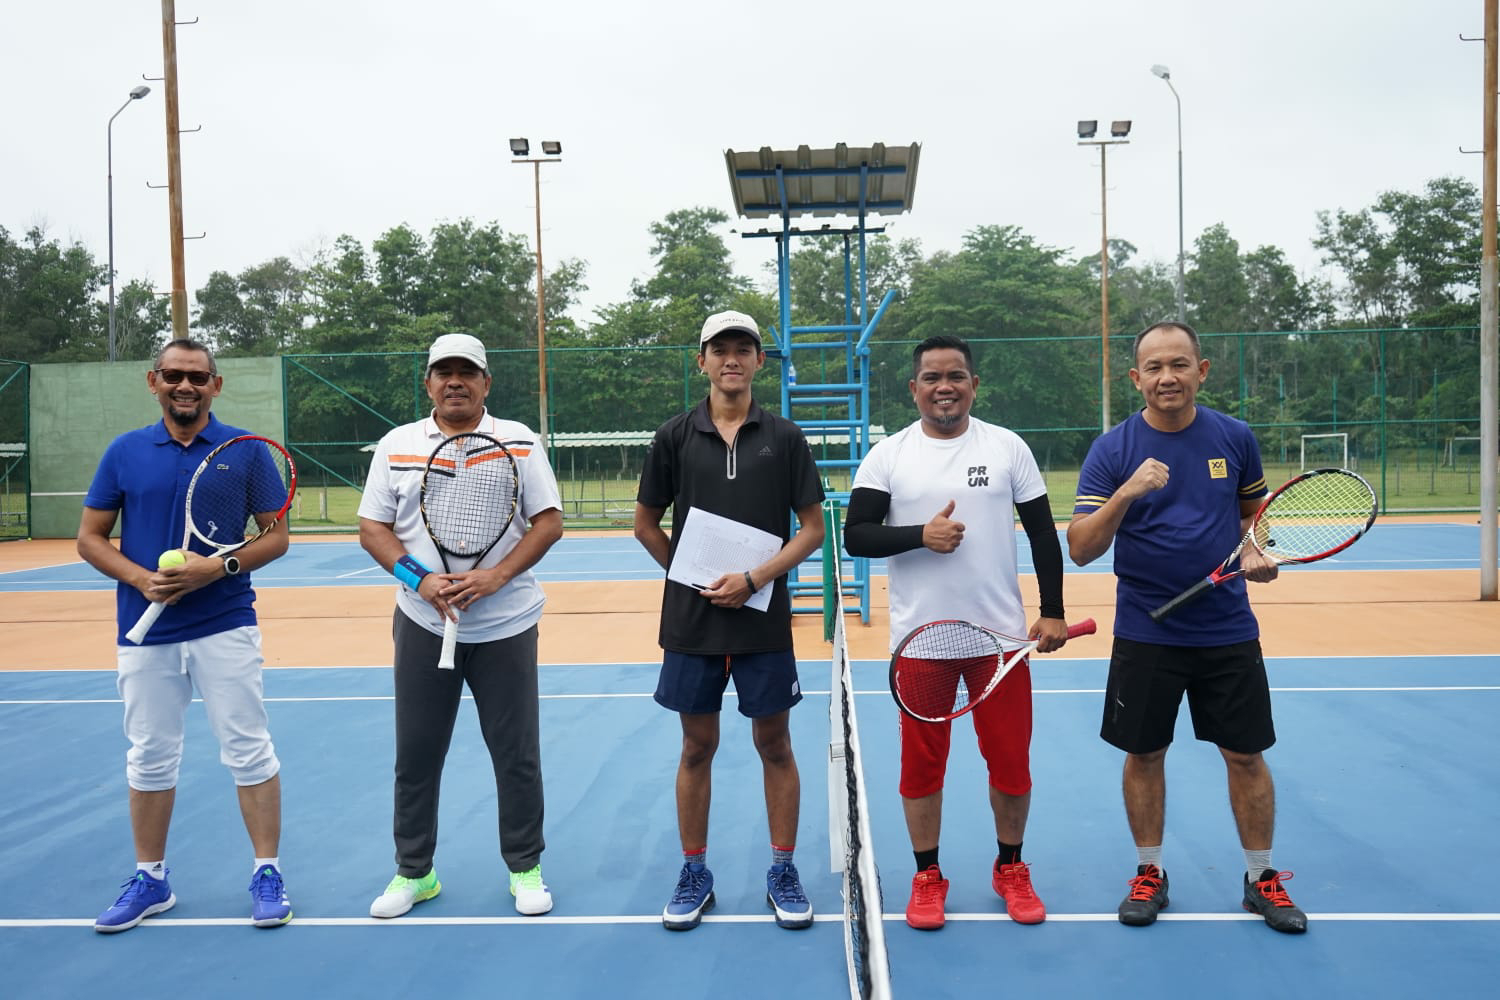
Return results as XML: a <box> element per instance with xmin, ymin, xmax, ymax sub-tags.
<box><xmin>153</xmin><ymin>368</ymin><xmax>216</xmax><ymax>386</ymax></box>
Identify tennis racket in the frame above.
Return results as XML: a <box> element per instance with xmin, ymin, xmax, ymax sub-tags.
<box><xmin>420</xmin><ymin>432</ymin><xmax>520</xmax><ymax>669</ymax></box>
<box><xmin>890</xmin><ymin>618</ymin><xmax>1097</xmax><ymax>723</ymax></box>
<box><xmin>125</xmin><ymin>435</ymin><xmax>297</xmax><ymax>644</ymax></box>
<box><xmin>1148</xmin><ymin>467</ymin><xmax>1378</xmax><ymax>623</ymax></box>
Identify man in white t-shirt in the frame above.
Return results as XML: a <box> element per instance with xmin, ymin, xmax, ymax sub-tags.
<box><xmin>356</xmin><ymin>332</ymin><xmax>564</xmax><ymax>919</ymax></box>
<box><xmin>845</xmin><ymin>334</ymin><xmax>1074</xmax><ymax>931</ymax></box>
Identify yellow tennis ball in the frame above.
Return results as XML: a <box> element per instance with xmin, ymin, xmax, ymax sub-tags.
<box><xmin>158</xmin><ymin>549</ymin><xmax>187</xmax><ymax>569</ymax></box>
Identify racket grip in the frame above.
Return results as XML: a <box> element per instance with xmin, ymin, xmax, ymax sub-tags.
<box><xmin>125</xmin><ymin>601</ymin><xmax>167</xmax><ymax>645</ymax></box>
<box><xmin>1067</xmin><ymin>618</ymin><xmax>1098</xmax><ymax>638</ymax></box>
<box><xmin>438</xmin><ymin>614</ymin><xmax>459</xmax><ymax>669</ymax></box>
<box><xmin>1149</xmin><ymin>577</ymin><xmax>1215</xmax><ymax>623</ymax></box>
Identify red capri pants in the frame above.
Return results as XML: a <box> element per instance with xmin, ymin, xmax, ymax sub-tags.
<box><xmin>898</xmin><ymin>656</ymin><xmax>1033</xmax><ymax>799</ymax></box>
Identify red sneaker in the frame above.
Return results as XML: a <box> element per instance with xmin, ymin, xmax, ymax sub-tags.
<box><xmin>993</xmin><ymin>860</ymin><xmax>1047</xmax><ymax>924</ymax></box>
<box><xmin>905</xmin><ymin>866</ymin><xmax>949</xmax><ymax>930</ymax></box>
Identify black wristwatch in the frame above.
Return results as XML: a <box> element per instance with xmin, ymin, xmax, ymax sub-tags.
<box><xmin>222</xmin><ymin>555</ymin><xmax>242</xmax><ymax>577</ymax></box>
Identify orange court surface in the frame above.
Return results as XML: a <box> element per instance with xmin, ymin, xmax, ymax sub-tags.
<box><xmin>3</xmin><ymin>518</ymin><xmax>1497</xmax><ymax>671</ymax></box>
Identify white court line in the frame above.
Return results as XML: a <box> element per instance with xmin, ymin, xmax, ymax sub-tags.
<box><xmin>6</xmin><ymin>686</ymin><xmax>1499</xmax><ymax>707</ymax></box>
<box><xmin>4</xmin><ymin>911</ymin><xmax>1498</xmax><ymax>929</ymax></box>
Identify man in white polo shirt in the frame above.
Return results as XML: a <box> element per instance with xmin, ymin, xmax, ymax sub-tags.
<box><xmin>357</xmin><ymin>332</ymin><xmax>564</xmax><ymax>918</ymax></box>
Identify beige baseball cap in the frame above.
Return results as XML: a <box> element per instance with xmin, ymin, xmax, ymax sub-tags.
<box><xmin>699</xmin><ymin>310</ymin><xmax>762</xmax><ymax>347</ymax></box>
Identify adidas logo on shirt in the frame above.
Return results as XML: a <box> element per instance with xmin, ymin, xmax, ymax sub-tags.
<box><xmin>758</xmin><ymin>445</ymin><xmax>775</xmax><ymax>456</ymax></box>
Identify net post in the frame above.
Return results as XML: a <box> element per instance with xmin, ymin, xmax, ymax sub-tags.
<box><xmin>823</xmin><ymin>499</ymin><xmax>837</xmax><ymax>641</ymax></box>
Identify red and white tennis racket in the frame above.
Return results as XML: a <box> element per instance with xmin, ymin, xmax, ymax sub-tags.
<box><xmin>890</xmin><ymin>618</ymin><xmax>1097</xmax><ymax>723</ymax></box>
<box><xmin>125</xmin><ymin>435</ymin><xmax>297</xmax><ymax>644</ymax></box>
<box><xmin>1149</xmin><ymin>467</ymin><xmax>1377</xmax><ymax>623</ymax></box>
<box><xmin>420</xmin><ymin>432</ymin><xmax>520</xmax><ymax>669</ymax></box>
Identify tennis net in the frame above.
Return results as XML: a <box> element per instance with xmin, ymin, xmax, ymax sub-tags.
<box><xmin>825</xmin><ymin>504</ymin><xmax>893</xmax><ymax>1000</ymax></box>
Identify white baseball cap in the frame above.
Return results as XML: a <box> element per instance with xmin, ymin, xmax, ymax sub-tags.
<box><xmin>699</xmin><ymin>310</ymin><xmax>762</xmax><ymax>347</ymax></box>
<box><xmin>427</xmin><ymin>333</ymin><xmax>489</xmax><ymax>372</ymax></box>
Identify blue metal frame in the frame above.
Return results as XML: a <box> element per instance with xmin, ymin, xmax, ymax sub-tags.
<box><xmin>728</xmin><ymin>155</ymin><xmax>915</xmax><ymax>622</ymax></box>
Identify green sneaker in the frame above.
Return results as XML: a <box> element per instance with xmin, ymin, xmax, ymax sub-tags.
<box><xmin>509</xmin><ymin>864</ymin><xmax>553</xmax><ymax>915</ymax></box>
<box><xmin>369</xmin><ymin>870</ymin><xmax>441</xmax><ymax>919</ymax></box>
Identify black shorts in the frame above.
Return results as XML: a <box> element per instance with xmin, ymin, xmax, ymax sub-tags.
<box><xmin>1100</xmin><ymin>637</ymin><xmax>1275</xmax><ymax>755</ymax></box>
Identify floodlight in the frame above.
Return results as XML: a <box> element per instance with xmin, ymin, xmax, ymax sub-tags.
<box><xmin>1110</xmin><ymin>120</ymin><xmax>1132</xmax><ymax>137</ymax></box>
<box><xmin>541</xmin><ymin>140</ymin><xmax>562</xmax><ymax>155</ymax></box>
<box><xmin>1077</xmin><ymin>120</ymin><xmax>1098</xmax><ymax>139</ymax></box>
<box><xmin>509</xmin><ymin>138</ymin><xmax>530</xmax><ymax>156</ymax></box>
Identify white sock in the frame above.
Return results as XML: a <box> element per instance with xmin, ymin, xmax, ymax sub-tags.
<box><xmin>1245</xmin><ymin>850</ymin><xmax>1272</xmax><ymax>881</ymax></box>
<box><xmin>253</xmin><ymin>857</ymin><xmax>280</xmax><ymax>875</ymax></box>
<box><xmin>1136</xmin><ymin>846</ymin><xmax>1163</xmax><ymax>871</ymax></box>
<box><xmin>137</xmin><ymin>860</ymin><xmax>166</xmax><ymax>880</ymax></box>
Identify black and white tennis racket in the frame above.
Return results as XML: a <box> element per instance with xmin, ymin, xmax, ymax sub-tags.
<box><xmin>1149</xmin><ymin>467</ymin><xmax>1378</xmax><ymax>623</ymax></box>
<box><xmin>890</xmin><ymin>618</ymin><xmax>1097</xmax><ymax>723</ymax></box>
<box><xmin>125</xmin><ymin>435</ymin><xmax>297</xmax><ymax>644</ymax></box>
<box><xmin>420</xmin><ymin>432</ymin><xmax>520</xmax><ymax>669</ymax></box>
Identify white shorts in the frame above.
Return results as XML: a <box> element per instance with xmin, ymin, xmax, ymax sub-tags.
<box><xmin>115</xmin><ymin>626</ymin><xmax>280</xmax><ymax>790</ymax></box>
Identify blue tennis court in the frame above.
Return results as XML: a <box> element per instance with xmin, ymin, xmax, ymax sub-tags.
<box><xmin>1</xmin><ymin>522</ymin><xmax>1498</xmax><ymax>998</ymax></box>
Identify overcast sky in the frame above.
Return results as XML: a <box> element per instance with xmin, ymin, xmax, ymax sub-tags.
<box><xmin>3</xmin><ymin>1</ymin><xmax>1486</xmax><ymax>324</ymax></box>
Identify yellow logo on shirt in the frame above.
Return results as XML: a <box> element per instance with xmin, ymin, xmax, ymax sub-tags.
<box><xmin>1208</xmin><ymin>458</ymin><xmax>1228</xmax><ymax>479</ymax></box>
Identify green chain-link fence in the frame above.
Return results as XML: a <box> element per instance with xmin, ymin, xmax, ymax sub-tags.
<box><xmin>278</xmin><ymin>326</ymin><xmax>1494</xmax><ymax>532</ymax></box>
<box><xmin>0</xmin><ymin>360</ymin><xmax>29</xmax><ymax>541</ymax></box>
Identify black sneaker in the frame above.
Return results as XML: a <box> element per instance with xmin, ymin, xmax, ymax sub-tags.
<box><xmin>1118</xmin><ymin>864</ymin><xmax>1169</xmax><ymax>926</ymax></box>
<box><xmin>1243</xmin><ymin>869</ymin><xmax>1308</xmax><ymax>934</ymax></box>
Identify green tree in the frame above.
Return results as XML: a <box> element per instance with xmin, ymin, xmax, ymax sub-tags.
<box><xmin>0</xmin><ymin>225</ymin><xmax>106</xmax><ymax>362</ymax></box>
<box><xmin>1312</xmin><ymin>176</ymin><xmax>1480</xmax><ymax>326</ymax></box>
<box><xmin>632</xmin><ymin>207</ymin><xmax>750</xmax><ymax>322</ymax></box>
<box><xmin>194</xmin><ymin>256</ymin><xmax>308</xmax><ymax>356</ymax></box>
<box><xmin>779</xmin><ymin>232</ymin><xmax>922</xmax><ymax>329</ymax></box>
<box><xmin>1186</xmin><ymin>223</ymin><xmax>1251</xmax><ymax>332</ymax></box>
<box><xmin>902</xmin><ymin>225</ymin><xmax>1096</xmax><ymax>448</ymax></box>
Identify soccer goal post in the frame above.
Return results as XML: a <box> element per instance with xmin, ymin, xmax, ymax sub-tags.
<box><xmin>1443</xmin><ymin>436</ymin><xmax>1484</xmax><ymax>469</ymax></box>
<box><xmin>1300</xmin><ymin>432</ymin><xmax>1348</xmax><ymax>471</ymax></box>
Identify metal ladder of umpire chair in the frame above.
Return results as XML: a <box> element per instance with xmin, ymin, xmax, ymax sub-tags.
<box><xmin>723</xmin><ymin>142</ymin><xmax>922</xmax><ymax>623</ymax></box>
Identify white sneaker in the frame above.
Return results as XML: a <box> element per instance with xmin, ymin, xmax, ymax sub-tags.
<box><xmin>369</xmin><ymin>870</ymin><xmax>441</xmax><ymax>919</ymax></box>
<box><xmin>509</xmin><ymin>865</ymin><xmax>553</xmax><ymax>915</ymax></box>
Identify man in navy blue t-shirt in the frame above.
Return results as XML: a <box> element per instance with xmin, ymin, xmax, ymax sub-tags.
<box><xmin>78</xmin><ymin>339</ymin><xmax>292</xmax><ymax>933</ymax></box>
<box><xmin>1068</xmin><ymin>322</ymin><xmax>1307</xmax><ymax>934</ymax></box>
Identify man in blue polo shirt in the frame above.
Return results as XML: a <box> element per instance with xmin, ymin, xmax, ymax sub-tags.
<box><xmin>634</xmin><ymin>310</ymin><xmax>825</xmax><ymax>931</ymax></box>
<box><xmin>78</xmin><ymin>338</ymin><xmax>293</xmax><ymax>933</ymax></box>
<box><xmin>1068</xmin><ymin>321</ymin><xmax>1307</xmax><ymax>934</ymax></box>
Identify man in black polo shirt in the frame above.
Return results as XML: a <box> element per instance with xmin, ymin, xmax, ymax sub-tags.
<box><xmin>634</xmin><ymin>309</ymin><xmax>826</xmax><ymax>932</ymax></box>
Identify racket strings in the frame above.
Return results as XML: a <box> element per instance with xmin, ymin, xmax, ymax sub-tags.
<box><xmin>893</xmin><ymin>621</ymin><xmax>1005</xmax><ymax>720</ymax></box>
<box><xmin>1257</xmin><ymin>473</ymin><xmax>1376</xmax><ymax>559</ymax></box>
<box><xmin>423</xmin><ymin>437</ymin><xmax>519</xmax><ymax>556</ymax></box>
<box><xmin>188</xmin><ymin>439</ymin><xmax>294</xmax><ymax>546</ymax></box>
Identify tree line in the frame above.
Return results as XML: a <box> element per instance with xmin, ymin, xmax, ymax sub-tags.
<box><xmin>1</xmin><ymin>176</ymin><xmax>1484</xmax><ymax>459</ymax></box>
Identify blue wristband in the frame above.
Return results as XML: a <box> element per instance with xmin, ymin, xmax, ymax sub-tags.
<box><xmin>393</xmin><ymin>554</ymin><xmax>432</xmax><ymax>591</ymax></box>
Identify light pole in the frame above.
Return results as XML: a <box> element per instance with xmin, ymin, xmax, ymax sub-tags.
<box><xmin>1078</xmin><ymin>119</ymin><xmax>1131</xmax><ymax>433</ymax></box>
<box><xmin>510</xmin><ymin>137</ymin><xmax>563</xmax><ymax>448</ymax></box>
<box><xmin>107</xmin><ymin>84</ymin><xmax>151</xmax><ymax>362</ymax></box>
<box><xmin>1152</xmin><ymin>64</ymin><xmax>1186</xmax><ymax>322</ymax></box>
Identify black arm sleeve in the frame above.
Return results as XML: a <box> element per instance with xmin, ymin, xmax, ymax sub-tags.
<box><xmin>1017</xmin><ymin>495</ymin><xmax>1065</xmax><ymax>619</ymax></box>
<box><xmin>842</xmin><ymin>487</ymin><xmax>927</xmax><ymax>558</ymax></box>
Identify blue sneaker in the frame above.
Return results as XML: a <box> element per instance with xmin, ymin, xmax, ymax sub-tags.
<box><xmin>95</xmin><ymin>869</ymin><xmax>176</xmax><ymax>933</ymax></box>
<box><xmin>766</xmin><ymin>861</ymin><xmax>814</xmax><ymax>929</ymax></box>
<box><xmin>249</xmin><ymin>865</ymin><xmax>293</xmax><ymax>927</ymax></box>
<box><xmin>662</xmin><ymin>862</ymin><xmax>715</xmax><ymax>930</ymax></box>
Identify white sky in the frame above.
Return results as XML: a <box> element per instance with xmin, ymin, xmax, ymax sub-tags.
<box><xmin>3</xmin><ymin>0</ymin><xmax>1487</xmax><ymax>324</ymax></box>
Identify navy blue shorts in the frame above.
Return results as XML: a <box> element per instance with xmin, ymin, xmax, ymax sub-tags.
<box><xmin>654</xmin><ymin>649</ymin><xmax>803</xmax><ymax>718</ymax></box>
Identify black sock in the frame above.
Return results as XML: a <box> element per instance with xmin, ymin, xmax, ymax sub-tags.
<box><xmin>997</xmin><ymin>840</ymin><xmax>1023</xmax><ymax>866</ymax></box>
<box><xmin>914</xmin><ymin>847</ymin><xmax>940</xmax><ymax>872</ymax></box>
